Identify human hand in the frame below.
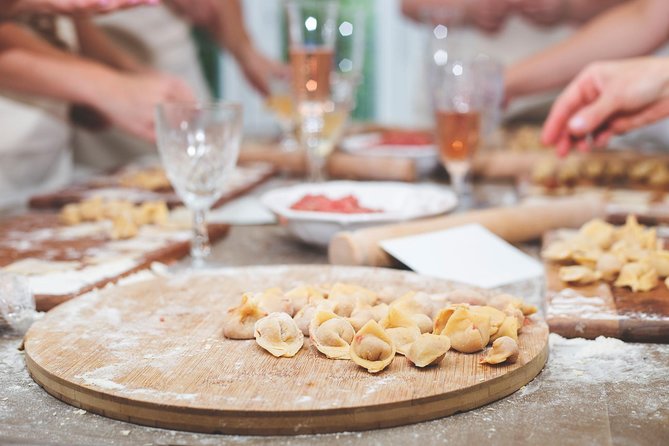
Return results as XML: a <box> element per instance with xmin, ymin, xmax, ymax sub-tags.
<box><xmin>7</xmin><ymin>0</ymin><xmax>160</xmax><ymax>16</ymax></box>
<box><xmin>92</xmin><ymin>72</ymin><xmax>195</xmax><ymax>142</ymax></box>
<box><xmin>542</xmin><ymin>58</ymin><xmax>669</xmax><ymax>156</ymax></box>
<box><xmin>237</xmin><ymin>48</ymin><xmax>290</xmax><ymax>97</ymax></box>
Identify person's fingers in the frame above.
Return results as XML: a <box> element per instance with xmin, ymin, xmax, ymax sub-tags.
<box><xmin>541</xmin><ymin>78</ymin><xmax>588</xmax><ymax>146</ymax></box>
<box><xmin>594</xmin><ymin>129</ymin><xmax>612</xmax><ymax>148</ymax></box>
<box><xmin>609</xmin><ymin>97</ymin><xmax>669</xmax><ymax>134</ymax></box>
<box><xmin>566</xmin><ymin>91</ymin><xmax>616</xmax><ymax>138</ymax></box>
<box><xmin>576</xmin><ymin>136</ymin><xmax>591</xmax><ymax>153</ymax></box>
<box><xmin>555</xmin><ymin>131</ymin><xmax>572</xmax><ymax>157</ymax></box>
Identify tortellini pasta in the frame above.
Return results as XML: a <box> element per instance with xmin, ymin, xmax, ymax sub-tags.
<box><xmin>543</xmin><ymin>216</ymin><xmax>668</xmax><ymax>292</ymax></box>
<box><xmin>309</xmin><ymin>310</ymin><xmax>355</xmax><ymax>359</ymax></box>
<box><xmin>224</xmin><ymin>284</ymin><xmax>536</xmax><ymax>372</ymax></box>
<box><xmin>406</xmin><ymin>333</ymin><xmax>451</xmax><ymax>368</ymax></box>
<box><xmin>614</xmin><ymin>262</ymin><xmax>658</xmax><ymax>292</ymax></box>
<box><xmin>379</xmin><ymin>307</ymin><xmax>421</xmax><ymax>356</ymax></box>
<box><xmin>434</xmin><ymin>306</ymin><xmax>491</xmax><ymax>353</ymax></box>
<box><xmin>559</xmin><ymin>265</ymin><xmax>601</xmax><ymax>285</ymax></box>
<box><xmin>223</xmin><ymin>294</ymin><xmax>268</xmax><ymax>340</ymax></box>
<box><xmin>480</xmin><ymin>336</ymin><xmax>519</xmax><ymax>365</ymax></box>
<box><xmin>254</xmin><ymin>312</ymin><xmax>304</xmax><ymax>357</ymax></box>
<box><xmin>350</xmin><ymin>320</ymin><xmax>396</xmax><ymax>373</ymax></box>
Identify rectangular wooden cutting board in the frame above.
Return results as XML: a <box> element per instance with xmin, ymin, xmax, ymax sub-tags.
<box><xmin>29</xmin><ymin>162</ymin><xmax>276</xmax><ymax>210</ymax></box>
<box><xmin>543</xmin><ymin>232</ymin><xmax>669</xmax><ymax>343</ymax></box>
<box><xmin>0</xmin><ymin>212</ymin><xmax>228</xmax><ymax>311</ymax></box>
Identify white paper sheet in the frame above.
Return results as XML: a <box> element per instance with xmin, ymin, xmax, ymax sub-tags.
<box><xmin>380</xmin><ymin>224</ymin><xmax>543</xmax><ymax>288</ymax></box>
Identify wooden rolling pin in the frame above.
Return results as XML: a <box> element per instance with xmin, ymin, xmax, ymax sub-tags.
<box><xmin>328</xmin><ymin>196</ymin><xmax>607</xmax><ymax>266</ymax></box>
<box><xmin>240</xmin><ymin>143</ymin><xmax>417</xmax><ymax>182</ymax></box>
<box><xmin>471</xmin><ymin>151</ymin><xmax>553</xmax><ymax>179</ymax></box>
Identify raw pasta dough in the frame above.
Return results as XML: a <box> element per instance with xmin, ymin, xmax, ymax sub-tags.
<box><xmin>223</xmin><ymin>294</ymin><xmax>267</xmax><ymax>340</ymax></box>
<box><xmin>254</xmin><ymin>312</ymin><xmax>304</xmax><ymax>357</ymax></box>
<box><xmin>350</xmin><ymin>320</ymin><xmax>396</xmax><ymax>373</ymax></box>
<box><xmin>406</xmin><ymin>333</ymin><xmax>451</xmax><ymax>367</ymax></box>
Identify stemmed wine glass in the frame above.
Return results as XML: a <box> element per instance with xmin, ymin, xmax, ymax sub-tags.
<box><xmin>431</xmin><ymin>58</ymin><xmax>484</xmax><ymax>201</ymax></box>
<box><xmin>155</xmin><ymin>102</ymin><xmax>242</xmax><ymax>268</ymax></box>
<box><xmin>285</xmin><ymin>0</ymin><xmax>343</xmax><ymax>181</ymax></box>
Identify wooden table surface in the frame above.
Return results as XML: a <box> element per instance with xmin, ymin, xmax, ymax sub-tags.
<box><xmin>1</xmin><ymin>180</ymin><xmax>668</xmax><ymax>445</ymax></box>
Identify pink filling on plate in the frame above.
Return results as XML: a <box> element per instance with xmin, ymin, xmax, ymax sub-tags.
<box><xmin>290</xmin><ymin>194</ymin><xmax>382</xmax><ymax>214</ymax></box>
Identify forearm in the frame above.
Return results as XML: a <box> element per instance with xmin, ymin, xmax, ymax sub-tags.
<box><xmin>506</xmin><ymin>0</ymin><xmax>669</xmax><ymax>100</ymax></box>
<box><xmin>564</xmin><ymin>0</ymin><xmax>628</xmax><ymax>23</ymax></box>
<box><xmin>211</xmin><ymin>0</ymin><xmax>253</xmax><ymax>59</ymax></box>
<box><xmin>74</xmin><ymin>18</ymin><xmax>146</xmax><ymax>73</ymax></box>
<box><xmin>0</xmin><ymin>25</ymin><xmax>116</xmax><ymax>107</ymax></box>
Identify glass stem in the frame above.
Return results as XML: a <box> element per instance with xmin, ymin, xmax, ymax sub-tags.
<box><xmin>300</xmin><ymin>103</ymin><xmax>326</xmax><ymax>182</ymax></box>
<box><xmin>447</xmin><ymin>161</ymin><xmax>471</xmax><ymax>207</ymax></box>
<box><xmin>191</xmin><ymin>208</ymin><xmax>210</xmax><ymax>268</ymax></box>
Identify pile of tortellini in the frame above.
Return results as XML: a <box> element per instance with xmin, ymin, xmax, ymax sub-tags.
<box><xmin>542</xmin><ymin>216</ymin><xmax>669</xmax><ymax>292</ymax></box>
<box><xmin>59</xmin><ymin>196</ymin><xmax>169</xmax><ymax>240</ymax></box>
<box><xmin>222</xmin><ymin>283</ymin><xmax>537</xmax><ymax>373</ymax></box>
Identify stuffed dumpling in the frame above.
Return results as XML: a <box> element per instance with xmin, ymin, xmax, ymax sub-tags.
<box><xmin>406</xmin><ymin>333</ymin><xmax>451</xmax><ymax>368</ymax></box>
<box><xmin>254</xmin><ymin>312</ymin><xmax>304</xmax><ymax>357</ymax></box>
<box><xmin>223</xmin><ymin>294</ymin><xmax>268</xmax><ymax>340</ymax></box>
<box><xmin>480</xmin><ymin>336</ymin><xmax>519</xmax><ymax>365</ymax></box>
<box><xmin>284</xmin><ymin>285</ymin><xmax>326</xmax><ymax>312</ymax></box>
<box><xmin>434</xmin><ymin>305</ymin><xmax>491</xmax><ymax>353</ymax></box>
<box><xmin>350</xmin><ymin>320</ymin><xmax>396</xmax><ymax>373</ymax></box>
<box><xmin>379</xmin><ymin>307</ymin><xmax>421</xmax><ymax>355</ymax></box>
<box><xmin>309</xmin><ymin>310</ymin><xmax>355</xmax><ymax>359</ymax></box>
<box><xmin>256</xmin><ymin>288</ymin><xmax>294</xmax><ymax>316</ymax></box>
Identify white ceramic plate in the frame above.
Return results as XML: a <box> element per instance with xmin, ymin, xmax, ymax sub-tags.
<box><xmin>261</xmin><ymin>181</ymin><xmax>457</xmax><ymax>246</ymax></box>
<box><xmin>339</xmin><ymin>132</ymin><xmax>439</xmax><ymax>177</ymax></box>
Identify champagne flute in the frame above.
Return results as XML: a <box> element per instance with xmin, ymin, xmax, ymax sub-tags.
<box><xmin>285</xmin><ymin>0</ymin><xmax>339</xmax><ymax>182</ymax></box>
<box><xmin>431</xmin><ymin>59</ymin><xmax>483</xmax><ymax>200</ymax></box>
<box><xmin>155</xmin><ymin>102</ymin><xmax>242</xmax><ymax>268</ymax></box>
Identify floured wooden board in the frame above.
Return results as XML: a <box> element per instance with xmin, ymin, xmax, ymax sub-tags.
<box><xmin>0</xmin><ymin>213</ymin><xmax>228</xmax><ymax>311</ymax></box>
<box><xmin>28</xmin><ymin>162</ymin><xmax>276</xmax><ymax>210</ymax></box>
<box><xmin>24</xmin><ymin>266</ymin><xmax>549</xmax><ymax>435</ymax></box>
<box><xmin>544</xmin><ymin>232</ymin><xmax>669</xmax><ymax>343</ymax></box>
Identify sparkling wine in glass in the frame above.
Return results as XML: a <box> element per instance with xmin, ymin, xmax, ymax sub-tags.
<box><xmin>285</xmin><ymin>0</ymin><xmax>339</xmax><ymax>181</ymax></box>
<box><xmin>155</xmin><ymin>102</ymin><xmax>242</xmax><ymax>268</ymax></box>
<box><xmin>431</xmin><ymin>59</ymin><xmax>484</xmax><ymax>199</ymax></box>
<box><xmin>435</xmin><ymin>109</ymin><xmax>481</xmax><ymax>193</ymax></box>
<box><xmin>265</xmin><ymin>75</ymin><xmax>299</xmax><ymax>152</ymax></box>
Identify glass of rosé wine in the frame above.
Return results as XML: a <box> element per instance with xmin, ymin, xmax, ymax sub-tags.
<box><xmin>285</xmin><ymin>0</ymin><xmax>347</xmax><ymax>182</ymax></box>
<box><xmin>430</xmin><ymin>57</ymin><xmax>486</xmax><ymax>201</ymax></box>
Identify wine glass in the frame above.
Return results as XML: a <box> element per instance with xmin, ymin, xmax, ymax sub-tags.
<box><xmin>265</xmin><ymin>74</ymin><xmax>300</xmax><ymax>152</ymax></box>
<box><xmin>155</xmin><ymin>102</ymin><xmax>242</xmax><ymax>268</ymax></box>
<box><xmin>431</xmin><ymin>58</ymin><xmax>484</xmax><ymax>200</ymax></box>
<box><xmin>284</xmin><ymin>0</ymin><xmax>338</xmax><ymax>182</ymax></box>
<box><xmin>285</xmin><ymin>0</ymin><xmax>366</xmax><ymax>181</ymax></box>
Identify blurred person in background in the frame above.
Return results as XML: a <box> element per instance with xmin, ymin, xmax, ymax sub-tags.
<box><xmin>74</xmin><ymin>0</ymin><xmax>286</xmax><ymax>170</ymax></box>
<box><xmin>0</xmin><ymin>11</ymin><xmax>194</xmax><ymax>208</ymax></box>
<box><xmin>505</xmin><ymin>0</ymin><xmax>669</xmax><ymax>104</ymax></box>
<box><xmin>401</xmin><ymin>0</ymin><xmax>627</xmax><ymax>32</ymax></box>
<box><xmin>1</xmin><ymin>0</ymin><xmax>158</xmax><ymax>17</ymax></box>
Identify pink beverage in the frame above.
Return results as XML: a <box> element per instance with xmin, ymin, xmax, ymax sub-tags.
<box><xmin>435</xmin><ymin>110</ymin><xmax>481</xmax><ymax>162</ymax></box>
<box><xmin>290</xmin><ymin>46</ymin><xmax>333</xmax><ymax>102</ymax></box>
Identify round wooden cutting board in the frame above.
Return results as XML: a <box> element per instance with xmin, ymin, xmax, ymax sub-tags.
<box><xmin>24</xmin><ymin>265</ymin><xmax>549</xmax><ymax>435</ymax></box>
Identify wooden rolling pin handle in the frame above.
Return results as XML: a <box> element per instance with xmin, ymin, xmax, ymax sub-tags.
<box><xmin>327</xmin><ymin>153</ymin><xmax>417</xmax><ymax>182</ymax></box>
<box><xmin>329</xmin><ymin>196</ymin><xmax>607</xmax><ymax>266</ymax></box>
